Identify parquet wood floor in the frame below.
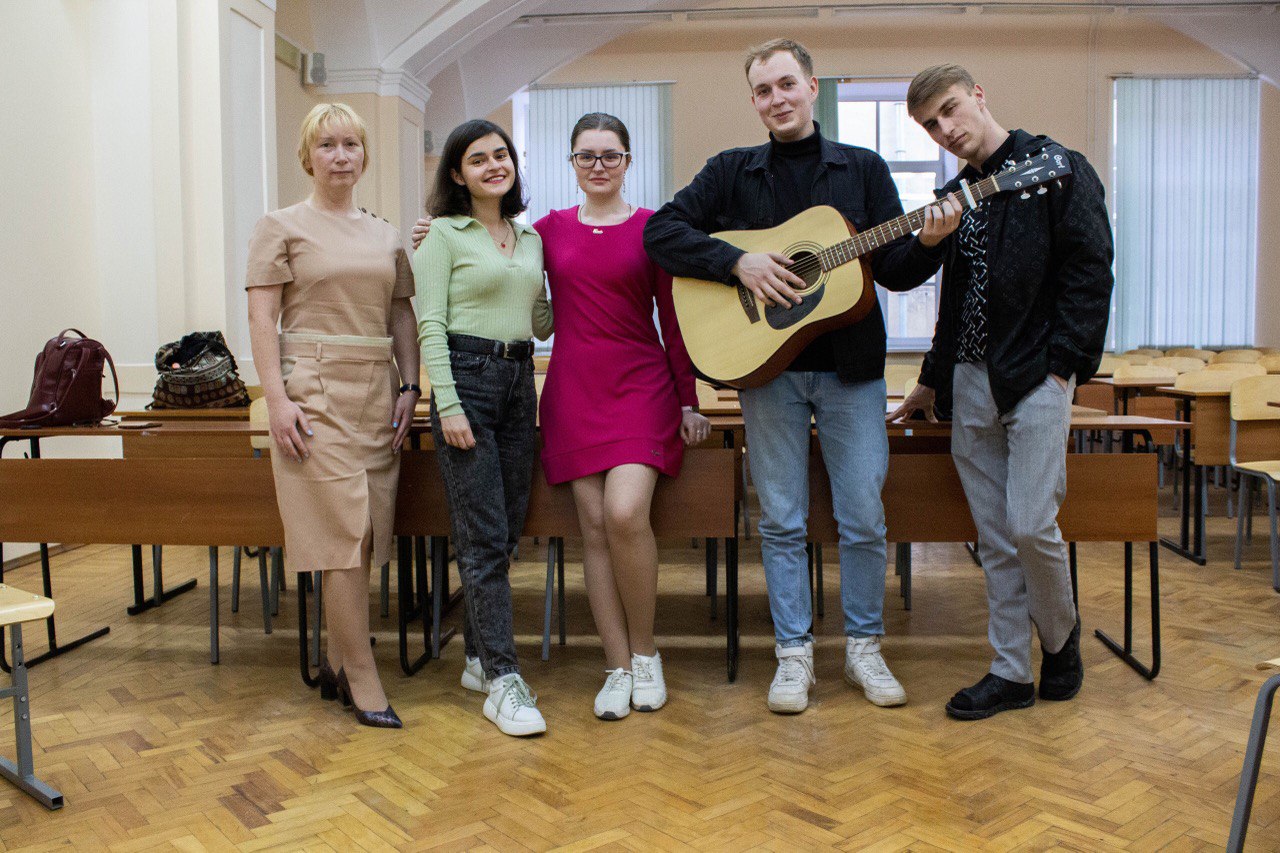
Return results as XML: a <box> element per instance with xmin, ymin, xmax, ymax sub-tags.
<box><xmin>2</xmin><ymin>486</ymin><xmax>1280</xmax><ymax>850</ymax></box>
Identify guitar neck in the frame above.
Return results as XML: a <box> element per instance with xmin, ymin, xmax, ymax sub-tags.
<box><xmin>820</xmin><ymin>174</ymin><xmax>999</xmax><ymax>271</ymax></box>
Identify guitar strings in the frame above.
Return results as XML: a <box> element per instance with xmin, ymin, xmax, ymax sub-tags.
<box><xmin>766</xmin><ymin>173</ymin><xmax>1009</xmax><ymax>282</ymax></box>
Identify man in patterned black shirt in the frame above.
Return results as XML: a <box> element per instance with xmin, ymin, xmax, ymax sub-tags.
<box><xmin>889</xmin><ymin>65</ymin><xmax>1114</xmax><ymax>720</ymax></box>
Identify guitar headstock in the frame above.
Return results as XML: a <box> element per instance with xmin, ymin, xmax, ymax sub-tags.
<box><xmin>990</xmin><ymin>144</ymin><xmax>1073</xmax><ymax>195</ymax></box>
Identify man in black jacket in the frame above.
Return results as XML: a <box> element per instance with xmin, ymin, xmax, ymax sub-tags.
<box><xmin>889</xmin><ymin>65</ymin><xmax>1114</xmax><ymax>720</ymax></box>
<box><xmin>645</xmin><ymin>39</ymin><xmax>959</xmax><ymax>714</ymax></box>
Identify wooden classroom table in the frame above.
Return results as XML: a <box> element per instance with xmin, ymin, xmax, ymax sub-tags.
<box><xmin>1149</xmin><ymin>386</ymin><xmax>1280</xmax><ymax>566</ymax></box>
<box><xmin>1087</xmin><ymin>376</ymin><xmax>1173</xmax><ymax>415</ymax></box>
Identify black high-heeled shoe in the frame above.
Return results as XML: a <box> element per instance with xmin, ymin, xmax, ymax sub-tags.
<box><xmin>318</xmin><ymin>660</ymin><xmax>344</xmax><ymax>703</ymax></box>
<box><xmin>337</xmin><ymin>669</ymin><xmax>403</xmax><ymax>729</ymax></box>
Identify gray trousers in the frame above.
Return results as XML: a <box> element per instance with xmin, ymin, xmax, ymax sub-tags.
<box><xmin>951</xmin><ymin>363</ymin><xmax>1078</xmax><ymax>684</ymax></box>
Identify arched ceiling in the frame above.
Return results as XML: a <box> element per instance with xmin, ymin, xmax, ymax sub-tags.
<box><xmin>292</xmin><ymin>0</ymin><xmax>1280</xmax><ymax>125</ymax></box>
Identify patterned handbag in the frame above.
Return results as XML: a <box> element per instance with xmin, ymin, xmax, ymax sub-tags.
<box><xmin>149</xmin><ymin>331</ymin><xmax>251</xmax><ymax>409</ymax></box>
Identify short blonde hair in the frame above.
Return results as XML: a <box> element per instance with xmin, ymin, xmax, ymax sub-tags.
<box><xmin>744</xmin><ymin>38</ymin><xmax>815</xmax><ymax>81</ymax></box>
<box><xmin>907</xmin><ymin>65</ymin><xmax>976</xmax><ymax>116</ymax></box>
<box><xmin>297</xmin><ymin>103</ymin><xmax>370</xmax><ymax>176</ymax></box>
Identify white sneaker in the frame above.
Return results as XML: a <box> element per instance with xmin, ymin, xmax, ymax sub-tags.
<box><xmin>483</xmin><ymin>674</ymin><xmax>546</xmax><ymax>737</ymax></box>
<box><xmin>630</xmin><ymin>651</ymin><xmax>667</xmax><ymax>712</ymax></box>
<box><xmin>844</xmin><ymin>635</ymin><xmax>907</xmax><ymax>707</ymax></box>
<box><xmin>768</xmin><ymin>642</ymin><xmax>815</xmax><ymax>713</ymax></box>
<box><xmin>594</xmin><ymin>668</ymin><xmax>633</xmax><ymax>720</ymax></box>
<box><xmin>461</xmin><ymin>656</ymin><xmax>488</xmax><ymax>693</ymax></box>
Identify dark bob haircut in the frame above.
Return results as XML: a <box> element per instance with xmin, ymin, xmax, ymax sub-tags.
<box><xmin>428</xmin><ymin>119</ymin><xmax>527</xmax><ymax>219</ymax></box>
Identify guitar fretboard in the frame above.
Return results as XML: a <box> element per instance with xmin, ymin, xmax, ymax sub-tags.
<box><xmin>818</xmin><ymin>174</ymin><xmax>1001</xmax><ymax>271</ymax></box>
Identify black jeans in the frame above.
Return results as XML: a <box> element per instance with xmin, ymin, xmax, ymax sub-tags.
<box><xmin>430</xmin><ymin>343</ymin><xmax>537</xmax><ymax>679</ymax></box>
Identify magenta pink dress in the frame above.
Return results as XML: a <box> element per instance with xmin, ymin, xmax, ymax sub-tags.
<box><xmin>534</xmin><ymin>207</ymin><xmax>698</xmax><ymax>485</ymax></box>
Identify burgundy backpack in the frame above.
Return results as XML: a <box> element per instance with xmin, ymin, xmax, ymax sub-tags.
<box><xmin>0</xmin><ymin>329</ymin><xmax>119</xmax><ymax>428</ymax></box>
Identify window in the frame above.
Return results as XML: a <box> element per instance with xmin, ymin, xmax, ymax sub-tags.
<box><xmin>1111</xmin><ymin>77</ymin><xmax>1259</xmax><ymax>349</ymax></box>
<box><xmin>828</xmin><ymin>80</ymin><xmax>956</xmax><ymax>350</ymax></box>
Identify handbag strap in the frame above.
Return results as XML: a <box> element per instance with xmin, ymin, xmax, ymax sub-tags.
<box><xmin>58</xmin><ymin>328</ymin><xmax>88</xmax><ymax>341</ymax></box>
<box><xmin>102</xmin><ymin>345</ymin><xmax>120</xmax><ymax>405</ymax></box>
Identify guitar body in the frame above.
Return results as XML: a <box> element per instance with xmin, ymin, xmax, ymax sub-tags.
<box><xmin>671</xmin><ymin>205</ymin><xmax>874</xmax><ymax>388</ymax></box>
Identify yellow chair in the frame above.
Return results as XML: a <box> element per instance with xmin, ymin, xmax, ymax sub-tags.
<box><xmin>1174</xmin><ymin>369</ymin><xmax>1248</xmax><ymax>393</ymax></box>
<box><xmin>1211</xmin><ymin>350</ymin><xmax>1262</xmax><ymax>364</ymax></box>
<box><xmin>1206</xmin><ymin>362</ymin><xmax>1266</xmax><ymax>377</ymax></box>
<box><xmin>1124</xmin><ymin>348</ymin><xmax>1164</xmax><ymax>358</ymax></box>
<box><xmin>1095</xmin><ymin>354</ymin><xmax>1124</xmax><ymax>377</ymax></box>
<box><xmin>884</xmin><ymin>364</ymin><xmax>922</xmax><ymax>397</ymax></box>
<box><xmin>1115</xmin><ymin>353</ymin><xmax>1153</xmax><ymax>366</ymax></box>
<box><xmin>1168</xmin><ymin>347</ymin><xmax>1215</xmax><ymax>362</ymax></box>
<box><xmin>1150</xmin><ymin>356</ymin><xmax>1205</xmax><ymax>375</ymax></box>
<box><xmin>0</xmin><ymin>584</ymin><xmax>62</xmax><ymax>809</ymax></box>
<box><xmin>1113</xmin><ymin>364</ymin><xmax>1177</xmax><ymax>383</ymax></box>
<box><xmin>1260</xmin><ymin>355</ymin><xmax>1280</xmax><ymax>374</ymax></box>
<box><xmin>1230</xmin><ymin>375</ymin><xmax>1280</xmax><ymax>589</ymax></box>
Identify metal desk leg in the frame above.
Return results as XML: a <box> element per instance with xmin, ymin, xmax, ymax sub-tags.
<box><xmin>1227</xmin><ymin>672</ymin><xmax>1280</xmax><ymax>852</ymax></box>
<box><xmin>0</xmin><ymin>624</ymin><xmax>63</xmax><ymax>809</ymax></box>
<box><xmin>430</xmin><ymin>536</ymin><xmax>455</xmax><ymax>659</ymax></box>
<box><xmin>542</xmin><ymin>539</ymin><xmax>555</xmax><ymax>661</ymax></box>
<box><xmin>208</xmin><ymin>547</ymin><xmax>219</xmax><ymax>665</ymax></box>
<box><xmin>726</xmin><ymin>535</ymin><xmax>739</xmax><ymax>682</ymax></box>
<box><xmin>557</xmin><ymin>538</ymin><xmax>566</xmax><ymax>647</ymax></box>
<box><xmin>1161</xmin><ymin>417</ymin><xmax>1205</xmax><ymax>565</ymax></box>
<box><xmin>1095</xmin><ymin>542</ymin><xmax>1160</xmax><ymax>679</ymax></box>
<box><xmin>297</xmin><ymin>573</ymin><xmax>319</xmax><ymax>688</ymax></box>
<box><xmin>0</xmin><ymin>541</ymin><xmax>110</xmax><ymax>674</ymax></box>
<box><xmin>705</xmin><ymin>538</ymin><xmax>718</xmax><ymax>621</ymax></box>
<box><xmin>126</xmin><ymin>543</ymin><xmax>198</xmax><ymax>615</ymax></box>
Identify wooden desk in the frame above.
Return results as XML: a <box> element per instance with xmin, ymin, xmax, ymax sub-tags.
<box><xmin>0</xmin><ymin>446</ymin><xmax>746</xmax><ymax>679</ymax></box>
<box><xmin>1088</xmin><ymin>376</ymin><xmax>1173</xmax><ymax>415</ymax></box>
<box><xmin>812</xmin><ymin>417</ymin><xmax>1172</xmax><ymax>680</ymax></box>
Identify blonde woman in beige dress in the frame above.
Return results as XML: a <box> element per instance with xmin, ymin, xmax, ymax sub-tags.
<box><xmin>246</xmin><ymin>103</ymin><xmax>419</xmax><ymax>729</ymax></box>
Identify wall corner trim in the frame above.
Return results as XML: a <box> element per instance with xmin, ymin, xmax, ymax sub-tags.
<box><xmin>318</xmin><ymin>68</ymin><xmax>432</xmax><ymax>111</ymax></box>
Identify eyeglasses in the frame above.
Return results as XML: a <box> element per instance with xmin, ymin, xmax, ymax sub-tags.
<box><xmin>569</xmin><ymin>151</ymin><xmax>628</xmax><ymax>169</ymax></box>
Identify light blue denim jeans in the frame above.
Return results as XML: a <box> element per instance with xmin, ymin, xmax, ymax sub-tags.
<box><xmin>739</xmin><ymin>372</ymin><xmax>889</xmax><ymax>646</ymax></box>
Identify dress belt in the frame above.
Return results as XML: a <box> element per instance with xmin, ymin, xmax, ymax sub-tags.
<box><xmin>447</xmin><ymin>333</ymin><xmax>533</xmax><ymax>361</ymax></box>
<box><xmin>280</xmin><ymin>332</ymin><xmax>392</xmax><ymax>362</ymax></box>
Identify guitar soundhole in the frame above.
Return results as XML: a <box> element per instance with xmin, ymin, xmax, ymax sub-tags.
<box><xmin>789</xmin><ymin>250</ymin><xmax>822</xmax><ymax>293</ymax></box>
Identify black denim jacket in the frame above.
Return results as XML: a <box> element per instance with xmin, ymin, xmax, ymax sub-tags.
<box><xmin>643</xmin><ymin>128</ymin><xmax>944</xmax><ymax>384</ymax></box>
<box><xmin>918</xmin><ymin>130</ymin><xmax>1115</xmax><ymax>415</ymax></box>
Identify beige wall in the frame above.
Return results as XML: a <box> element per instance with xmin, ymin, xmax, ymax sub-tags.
<box><xmin>1</xmin><ymin>4</ymin><xmax>101</xmax><ymax>415</ymax></box>
<box><xmin>274</xmin><ymin>12</ymin><xmax>321</xmax><ymax>209</ymax></box>
<box><xmin>540</xmin><ymin>13</ymin><xmax>1278</xmax><ymax>346</ymax></box>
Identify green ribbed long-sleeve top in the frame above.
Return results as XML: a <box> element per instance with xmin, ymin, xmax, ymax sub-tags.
<box><xmin>413</xmin><ymin>215</ymin><xmax>553</xmax><ymax>417</ymax></box>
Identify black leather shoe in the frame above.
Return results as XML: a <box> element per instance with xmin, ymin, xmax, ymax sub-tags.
<box><xmin>337</xmin><ymin>669</ymin><xmax>403</xmax><ymax>729</ymax></box>
<box><xmin>945</xmin><ymin>673</ymin><xmax>1035</xmax><ymax>720</ymax></box>
<box><xmin>1040</xmin><ymin>618</ymin><xmax>1084</xmax><ymax>701</ymax></box>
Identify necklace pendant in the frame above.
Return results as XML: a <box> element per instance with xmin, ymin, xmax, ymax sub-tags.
<box><xmin>592</xmin><ymin>228</ymin><xmax>604</xmax><ymax>235</ymax></box>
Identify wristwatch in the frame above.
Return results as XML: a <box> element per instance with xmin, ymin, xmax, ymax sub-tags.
<box><xmin>399</xmin><ymin>383</ymin><xmax>421</xmax><ymax>395</ymax></box>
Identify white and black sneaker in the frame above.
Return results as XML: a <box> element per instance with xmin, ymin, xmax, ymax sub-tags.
<box><xmin>593</xmin><ymin>668</ymin><xmax>633</xmax><ymax>720</ymax></box>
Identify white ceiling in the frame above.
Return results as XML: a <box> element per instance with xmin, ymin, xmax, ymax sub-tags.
<box><xmin>294</xmin><ymin>0</ymin><xmax>1280</xmax><ymax>124</ymax></box>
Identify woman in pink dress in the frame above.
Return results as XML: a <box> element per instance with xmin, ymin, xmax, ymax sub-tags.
<box><xmin>413</xmin><ymin>113</ymin><xmax>709</xmax><ymax>720</ymax></box>
<box><xmin>537</xmin><ymin>113</ymin><xmax>708</xmax><ymax>720</ymax></box>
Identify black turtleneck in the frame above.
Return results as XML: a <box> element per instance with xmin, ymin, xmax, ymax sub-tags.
<box><xmin>770</xmin><ymin>128</ymin><xmax>835</xmax><ymax>372</ymax></box>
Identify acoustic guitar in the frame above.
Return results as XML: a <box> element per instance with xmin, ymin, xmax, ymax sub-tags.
<box><xmin>671</xmin><ymin>144</ymin><xmax>1073</xmax><ymax>388</ymax></box>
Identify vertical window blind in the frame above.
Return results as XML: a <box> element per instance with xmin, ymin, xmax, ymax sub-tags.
<box><xmin>524</xmin><ymin>83</ymin><xmax>673</xmax><ymax>225</ymax></box>
<box><xmin>1113</xmin><ymin>77</ymin><xmax>1259</xmax><ymax>349</ymax></box>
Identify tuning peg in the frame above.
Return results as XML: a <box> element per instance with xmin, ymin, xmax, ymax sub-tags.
<box><xmin>1020</xmin><ymin>190</ymin><xmax>1031</xmax><ymax>200</ymax></box>
<box><xmin>1055</xmin><ymin>179</ymin><xmax>1064</xmax><ymax>190</ymax></box>
<box><xmin>1036</xmin><ymin>186</ymin><xmax>1047</xmax><ymax>195</ymax></box>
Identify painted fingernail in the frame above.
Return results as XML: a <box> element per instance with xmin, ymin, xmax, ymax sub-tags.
<box><xmin>392</xmin><ymin>421</ymin><xmax>398</xmax><ymax>427</ymax></box>
<box><xmin>306</xmin><ymin>430</ymin><xmax>313</xmax><ymax>436</ymax></box>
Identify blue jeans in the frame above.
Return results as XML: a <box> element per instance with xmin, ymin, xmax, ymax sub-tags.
<box><xmin>739</xmin><ymin>372</ymin><xmax>889</xmax><ymax>646</ymax></box>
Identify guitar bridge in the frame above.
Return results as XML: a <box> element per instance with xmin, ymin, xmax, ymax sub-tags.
<box><xmin>736</xmin><ymin>283</ymin><xmax>760</xmax><ymax>324</ymax></box>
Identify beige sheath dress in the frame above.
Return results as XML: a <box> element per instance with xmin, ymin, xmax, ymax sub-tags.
<box><xmin>246</xmin><ymin>202</ymin><xmax>414</xmax><ymax>573</ymax></box>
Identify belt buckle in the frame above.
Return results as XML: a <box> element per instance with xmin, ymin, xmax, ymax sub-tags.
<box><xmin>498</xmin><ymin>341</ymin><xmax>511</xmax><ymax>359</ymax></box>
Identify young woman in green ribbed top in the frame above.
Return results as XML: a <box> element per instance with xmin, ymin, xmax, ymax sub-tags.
<box><xmin>413</xmin><ymin>119</ymin><xmax>552</xmax><ymax>737</ymax></box>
